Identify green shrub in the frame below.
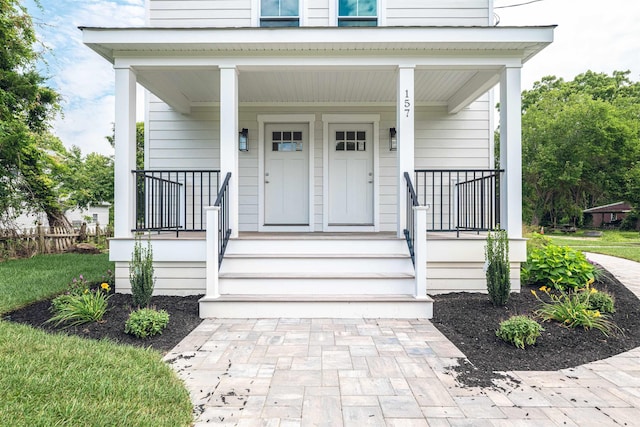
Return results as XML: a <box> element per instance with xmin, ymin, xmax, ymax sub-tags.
<box><xmin>124</xmin><ymin>307</ymin><xmax>170</xmax><ymax>339</ymax></box>
<box><xmin>532</xmin><ymin>286</ymin><xmax>618</xmax><ymax>336</ymax></box>
<box><xmin>496</xmin><ymin>315</ymin><xmax>543</xmax><ymax>349</ymax></box>
<box><xmin>588</xmin><ymin>289</ymin><xmax>615</xmax><ymax>314</ymax></box>
<box><xmin>521</xmin><ymin>244</ymin><xmax>596</xmax><ymax>291</ymax></box>
<box><xmin>485</xmin><ymin>228</ymin><xmax>511</xmax><ymax>306</ymax></box>
<box><xmin>48</xmin><ymin>290</ymin><xmax>110</xmax><ymax>327</ymax></box>
<box><xmin>526</xmin><ymin>232</ymin><xmax>551</xmax><ymax>257</ymax></box>
<box><xmin>129</xmin><ymin>237</ymin><xmax>155</xmax><ymax>308</ymax></box>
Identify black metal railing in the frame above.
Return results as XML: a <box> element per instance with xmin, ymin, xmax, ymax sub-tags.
<box><xmin>414</xmin><ymin>169</ymin><xmax>503</xmax><ymax>236</ymax></box>
<box><xmin>215</xmin><ymin>172</ymin><xmax>232</xmax><ymax>266</ymax></box>
<box><xmin>403</xmin><ymin>172</ymin><xmax>420</xmax><ymax>266</ymax></box>
<box><xmin>133</xmin><ymin>170</ymin><xmax>220</xmax><ymax>236</ymax></box>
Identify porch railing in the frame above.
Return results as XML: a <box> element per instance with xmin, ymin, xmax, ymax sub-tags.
<box><xmin>413</xmin><ymin>169</ymin><xmax>503</xmax><ymax>236</ymax></box>
<box><xmin>133</xmin><ymin>170</ymin><xmax>220</xmax><ymax>236</ymax></box>
<box><xmin>214</xmin><ymin>172</ymin><xmax>232</xmax><ymax>266</ymax></box>
<box><xmin>403</xmin><ymin>172</ymin><xmax>419</xmax><ymax>266</ymax></box>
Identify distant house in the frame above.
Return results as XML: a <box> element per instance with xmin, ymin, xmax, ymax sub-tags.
<box><xmin>10</xmin><ymin>205</ymin><xmax>110</xmax><ymax>230</ymax></box>
<box><xmin>584</xmin><ymin>202</ymin><xmax>633</xmax><ymax>228</ymax></box>
<box><xmin>82</xmin><ymin>0</ymin><xmax>554</xmax><ymax>318</ymax></box>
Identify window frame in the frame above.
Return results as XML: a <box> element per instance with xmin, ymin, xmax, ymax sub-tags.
<box><xmin>259</xmin><ymin>0</ymin><xmax>301</xmax><ymax>27</ymax></box>
<box><xmin>337</xmin><ymin>0</ymin><xmax>379</xmax><ymax>27</ymax></box>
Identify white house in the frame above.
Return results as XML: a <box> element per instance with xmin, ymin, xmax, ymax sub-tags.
<box><xmin>82</xmin><ymin>0</ymin><xmax>554</xmax><ymax>318</ymax></box>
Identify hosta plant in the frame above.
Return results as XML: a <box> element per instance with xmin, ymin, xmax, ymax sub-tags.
<box><xmin>496</xmin><ymin>315</ymin><xmax>543</xmax><ymax>349</ymax></box>
<box><xmin>521</xmin><ymin>244</ymin><xmax>596</xmax><ymax>291</ymax></box>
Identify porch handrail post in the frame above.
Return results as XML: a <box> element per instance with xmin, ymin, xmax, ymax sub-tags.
<box><xmin>414</xmin><ymin>205</ymin><xmax>429</xmax><ymax>299</ymax></box>
<box><xmin>205</xmin><ymin>206</ymin><xmax>220</xmax><ymax>298</ymax></box>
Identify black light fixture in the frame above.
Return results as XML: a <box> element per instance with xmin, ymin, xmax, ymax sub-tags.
<box><xmin>239</xmin><ymin>128</ymin><xmax>249</xmax><ymax>152</ymax></box>
<box><xmin>389</xmin><ymin>127</ymin><xmax>397</xmax><ymax>151</ymax></box>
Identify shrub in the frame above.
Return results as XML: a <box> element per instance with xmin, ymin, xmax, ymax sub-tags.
<box><xmin>588</xmin><ymin>289</ymin><xmax>615</xmax><ymax>314</ymax></box>
<box><xmin>521</xmin><ymin>244</ymin><xmax>596</xmax><ymax>291</ymax></box>
<box><xmin>129</xmin><ymin>236</ymin><xmax>155</xmax><ymax>308</ymax></box>
<box><xmin>496</xmin><ymin>315</ymin><xmax>543</xmax><ymax>349</ymax></box>
<box><xmin>532</xmin><ymin>285</ymin><xmax>618</xmax><ymax>336</ymax></box>
<box><xmin>485</xmin><ymin>228</ymin><xmax>511</xmax><ymax>306</ymax></box>
<box><xmin>48</xmin><ymin>290</ymin><xmax>110</xmax><ymax>327</ymax></box>
<box><xmin>526</xmin><ymin>232</ymin><xmax>551</xmax><ymax>257</ymax></box>
<box><xmin>125</xmin><ymin>308</ymin><xmax>170</xmax><ymax>339</ymax></box>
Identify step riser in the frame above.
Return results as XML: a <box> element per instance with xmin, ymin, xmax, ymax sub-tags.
<box><xmin>219</xmin><ymin>278</ymin><xmax>415</xmax><ymax>295</ymax></box>
<box><xmin>226</xmin><ymin>239</ymin><xmax>409</xmax><ymax>255</ymax></box>
<box><xmin>199</xmin><ymin>300</ymin><xmax>433</xmax><ymax>319</ymax></box>
<box><xmin>220</xmin><ymin>257</ymin><xmax>414</xmax><ymax>274</ymax></box>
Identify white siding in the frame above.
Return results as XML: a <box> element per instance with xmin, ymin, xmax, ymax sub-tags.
<box><xmin>306</xmin><ymin>0</ymin><xmax>330</xmax><ymax>27</ymax></box>
<box><xmin>115</xmin><ymin>261</ymin><xmax>205</xmax><ymax>295</ymax></box>
<box><xmin>385</xmin><ymin>0</ymin><xmax>491</xmax><ymax>26</ymax></box>
<box><xmin>148</xmin><ymin>0</ymin><xmax>252</xmax><ymax>27</ymax></box>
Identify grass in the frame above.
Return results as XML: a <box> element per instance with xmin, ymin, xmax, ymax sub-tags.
<box><xmin>0</xmin><ymin>253</ymin><xmax>113</xmax><ymax>315</ymax></box>
<box><xmin>545</xmin><ymin>230</ymin><xmax>640</xmax><ymax>262</ymax></box>
<box><xmin>0</xmin><ymin>254</ymin><xmax>193</xmax><ymax>426</ymax></box>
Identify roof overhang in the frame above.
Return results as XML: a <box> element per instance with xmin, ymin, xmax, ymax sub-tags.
<box><xmin>81</xmin><ymin>26</ymin><xmax>555</xmax><ymax>113</ymax></box>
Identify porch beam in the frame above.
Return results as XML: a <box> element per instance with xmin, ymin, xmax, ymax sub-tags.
<box><xmin>397</xmin><ymin>65</ymin><xmax>415</xmax><ymax>238</ymax></box>
<box><xmin>113</xmin><ymin>66</ymin><xmax>137</xmax><ymax>238</ymax></box>
<box><xmin>219</xmin><ymin>66</ymin><xmax>239</xmax><ymax>238</ymax></box>
<box><xmin>136</xmin><ymin>74</ymin><xmax>191</xmax><ymax>114</ymax></box>
<box><xmin>499</xmin><ymin>66</ymin><xmax>523</xmax><ymax>239</ymax></box>
<box><xmin>447</xmin><ymin>71</ymin><xmax>501</xmax><ymax>114</ymax></box>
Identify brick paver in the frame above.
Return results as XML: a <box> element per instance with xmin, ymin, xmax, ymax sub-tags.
<box><xmin>165</xmin><ymin>253</ymin><xmax>640</xmax><ymax>425</ymax></box>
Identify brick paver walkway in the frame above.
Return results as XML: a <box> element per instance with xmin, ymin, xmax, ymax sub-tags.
<box><xmin>165</xmin><ymin>253</ymin><xmax>640</xmax><ymax>426</ymax></box>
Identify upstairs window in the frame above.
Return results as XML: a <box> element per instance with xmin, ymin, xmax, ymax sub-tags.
<box><xmin>261</xmin><ymin>0</ymin><xmax>300</xmax><ymax>27</ymax></box>
<box><xmin>338</xmin><ymin>0</ymin><xmax>377</xmax><ymax>27</ymax></box>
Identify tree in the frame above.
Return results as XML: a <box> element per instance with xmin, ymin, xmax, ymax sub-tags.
<box><xmin>0</xmin><ymin>0</ymin><xmax>64</xmax><ymax>226</ymax></box>
<box><xmin>59</xmin><ymin>147</ymin><xmax>114</xmax><ymax>210</ymax></box>
<box><xmin>520</xmin><ymin>71</ymin><xmax>640</xmax><ymax>226</ymax></box>
<box><xmin>107</xmin><ymin>121</ymin><xmax>145</xmax><ymax>169</ymax></box>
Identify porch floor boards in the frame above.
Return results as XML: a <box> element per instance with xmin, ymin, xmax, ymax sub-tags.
<box><xmin>141</xmin><ymin>230</ymin><xmax>486</xmax><ymax>240</ymax></box>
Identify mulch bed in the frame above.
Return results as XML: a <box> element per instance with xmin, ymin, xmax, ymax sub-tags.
<box><xmin>431</xmin><ymin>268</ymin><xmax>640</xmax><ymax>387</ymax></box>
<box><xmin>4</xmin><ymin>266</ymin><xmax>640</xmax><ymax>389</ymax></box>
<box><xmin>2</xmin><ymin>293</ymin><xmax>203</xmax><ymax>354</ymax></box>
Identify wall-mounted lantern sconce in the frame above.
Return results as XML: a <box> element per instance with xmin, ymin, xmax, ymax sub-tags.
<box><xmin>239</xmin><ymin>128</ymin><xmax>249</xmax><ymax>152</ymax></box>
<box><xmin>389</xmin><ymin>127</ymin><xmax>397</xmax><ymax>151</ymax></box>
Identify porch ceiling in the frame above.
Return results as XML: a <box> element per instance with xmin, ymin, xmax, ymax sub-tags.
<box><xmin>83</xmin><ymin>26</ymin><xmax>554</xmax><ymax>113</ymax></box>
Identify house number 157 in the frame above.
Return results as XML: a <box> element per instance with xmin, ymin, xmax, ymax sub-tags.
<box><xmin>404</xmin><ymin>89</ymin><xmax>412</xmax><ymax>118</ymax></box>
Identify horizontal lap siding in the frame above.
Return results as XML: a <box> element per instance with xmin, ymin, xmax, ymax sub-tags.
<box><xmin>307</xmin><ymin>0</ymin><xmax>330</xmax><ymax>26</ymax></box>
<box><xmin>115</xmin><ymin>261</ymin><xmax>205</xmax><ymax>295</ymax></box>
<box><xmin>385</xmin><ymin>0</ymin><xmax>490</xmax><ymax>26</ymax></box>
<box><xmin>149</xmin><ymin>0</ymin><xmax>251</xmax><ymax>27</ymax></box>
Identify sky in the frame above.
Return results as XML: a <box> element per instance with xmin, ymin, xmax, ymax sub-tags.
<box><xmin>24</xmin><ymin>0</ymin><xmax>640</xmax><ymax>157</ymax></box>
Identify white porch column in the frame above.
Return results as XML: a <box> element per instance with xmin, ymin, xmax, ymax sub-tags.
<box><xmin>219</xmin><ymin>66</ymin><xmax>239</xmax><ymax>238</ymax></box>
<box><xmin>397</xmin><ymin>66</ymin><xmax>415</xmax><ymax>238</ymax></box>
<box><xmin>113</xmin><ymin>66</ymin><xmax>137</xmax><ymax>238</ymax></box>
<box><xmin>414</xmin><ymin>205</ymin><xmax>429</xmax><ymax>299</ymax></box>
<box><xmin>205</xmin><ymin>206</ymin><xmax>220</xmax><ymax>298</ymax></box>
<box><xmin>499</xmin><ymin>66</ymin><xmax>523</xmax><ymax>239</ymax></box>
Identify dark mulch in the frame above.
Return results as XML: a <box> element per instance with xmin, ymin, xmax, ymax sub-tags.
<box><xmin>431</xmin><ymin>268</ymin><xmax>640</xmax><ymax>387</ymax></box>
<box><xmin>2</xmin><ymin>293</ymin><xmax>203</xmax><ymax>354</ymax></box>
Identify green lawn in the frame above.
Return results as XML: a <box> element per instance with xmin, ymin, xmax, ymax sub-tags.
<box><xmin>546</xmin><ymin>230</ymin><xmax>640</xmax><ymax>262</ymax></box>
<box><xmin>0</xmin><ymin>254</ymin><xmax>193</xmax><ymax>426</ymax></box>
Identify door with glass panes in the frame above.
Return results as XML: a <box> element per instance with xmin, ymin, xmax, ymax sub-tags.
<box><xmin>264</xmin><ymin>123</ymin><xmax>309</xmax><ymax>225</ymax></box>
<box><xmin>328</xmin><ymin>123</ymin><xmax>374</xmax><ymax>225</ymax></box>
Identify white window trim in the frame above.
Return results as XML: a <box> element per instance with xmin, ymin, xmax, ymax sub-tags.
<box><xmin>258</xmin><ymin>114</ymin><xmax>316</xmax><ymax>232</ymax></box>
<box><xmin>253</xmin><ymin>0</ymin><xmax>306</xmax><ymax>27</ymax></box>
<box><xmin>333</xmin><ymin>0</ymin><xmax>384</xmax><ymax>27</ymax></box>
<box><xmin>322</xmin><ymin>114</ymin><xmax>380</xmax><ymax>232</ymax></box>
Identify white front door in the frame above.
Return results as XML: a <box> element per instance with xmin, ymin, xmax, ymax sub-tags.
<box><xmin>328</xmin><ymin>124</ymin><xmax>374</xmax><ymax>225</ymax></box>
<box><xmin>264</xmin><ymin>123</ymin><xmax>309</xmax><ymax>225</ymax></box>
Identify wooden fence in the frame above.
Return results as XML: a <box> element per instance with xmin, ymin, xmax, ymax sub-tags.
<box><xmin>0</xmin><ymin>223</ymin><xmax>113</xmax><ymax>258</ymax></box>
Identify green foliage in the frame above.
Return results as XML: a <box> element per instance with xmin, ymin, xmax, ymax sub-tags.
<box><xmin>485</xmin><ymin>228</ymin><xmax>510</xmax><ymax>306</ymax></box>
<box><xmin>47</xmin><ymin>289</ymin><xmax>110</xmax><ymax>327</ymax></box>
<box><xmin>520</xmin><ymin>71</ymin><xmax>640</xmax><ymax>227</ymax></box>
<box><xmin>130</xmin><ymin>236</ymin><xmax>155</xmax><ymax>307</ymax></box>
<box><xmin>125</xmin><ymin>308</ymin><xmax>170</xmax><ymax>339</ymax></box>
<box><xmin>588</xmin><ymin>289</ymin><xmax>615</xmax><ymax>314</ymax></box>
<box><xmin>532</xmin><ymin>285</ymin><xmax>618</xmax><ymax>336</ymax></box>
<box><xmin>496</xmin><ymin>316</ymin><xmax>543</xmax><ymax>349</ymax></box>
<box><xmin>522</xmin><ymin>244</ymin><xmax>596</xmax><ymax>291</ymax></box>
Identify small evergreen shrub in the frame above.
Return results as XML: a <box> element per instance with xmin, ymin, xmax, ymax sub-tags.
<box><xmin>129</xmin><ymin>236</ymin><xmax>155</xmax><ymax>307</ymax></box>
<box><xmin>125</xmin><ymin>308</ymin><xmax>170</xmax><ymax>339</ymax></box>
<box><xmin>485</xmin><ymin>228</ymin><xmax>510</xmax><ymax>306</ymax></box>
<box><xmin>496</xmin><ymin>315</ymin><xmax>543</xmax><ymax>349</ymax></box>
<box><xmin>521</xmin><ymin>244</ymin><xmax>596</xmax><ymax>291</ymax></box>
<box><xmin>588</xmin><ymin>289</ymin><xmax>615</xmax><ymax>314</ymax></box>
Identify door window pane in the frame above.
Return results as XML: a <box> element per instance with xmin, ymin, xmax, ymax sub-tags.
<box><xmin>336</xmin><ymin>130</ymin><xmax>366</xmax><ymax>152</ymax></box>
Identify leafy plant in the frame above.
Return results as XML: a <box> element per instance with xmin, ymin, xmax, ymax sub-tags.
<box><xmin>588</xmin><ymin>289</ymin><xmax>615</xmax><ymax>314</ymax></box>
<box><xmin>48</xmin><ymin>289</ymin><xmax>111</xmax><ymax>327</ymax></box>
<box><xmin>526</xmin><ymin>232</ymin><xmax>551</xmax><ymax>257</ymax></box>
<box><xmin>496</xmin><ymin>315</ymin><xmax>543</xmax><ymax>349</ymax></box>
<box><xmin>68</xmin><ymin>275</ymin><xmax>90</xmax><ymax>296</ymax></box>
<box><xmin>485</xmin><ymin>228</ymin><xmax>510</xmax><ymax>306</ymax></box>
<box><xmin>101</xmin><ymin>269</ymin><xmax>115</xmax><ymax>288</ymax></box>
<box><xmin>129</xmin><ymin>236</ymin><xmax>155</xmax><ymax>308</ymax></box>
<box><xmin>532</xmin><ymin>285</ymin><xmax>618</xmax><ymax>336</ymax></box>
<box><xmin>522</xmin><ymin>244</ymin><xmax>596</xmax><ymax>291</ymax></box>
<box><xmin>124</xmin><ymin>307</ymin><xmax>170</xmax><ymax>339</ymax></box>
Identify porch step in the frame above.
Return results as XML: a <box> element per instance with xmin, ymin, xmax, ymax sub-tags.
<box><xmin>199</xmin><ymin>294</ymin><xmax>433</xmax><ymax>318</ymax></box>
